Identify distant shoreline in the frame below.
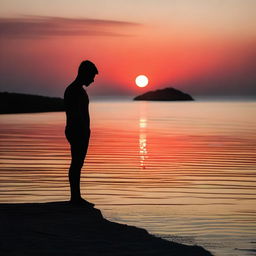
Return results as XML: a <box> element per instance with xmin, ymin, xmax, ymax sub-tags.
<box><xmin>134</xmin><ymin>87</ymin><xmax>194</xmax><ymax>101</ymax></box>
<box><xmin>0</xmin><ymin>109</ymin><xmax>65</xmax><ymax>115</ymax></box>
<box><xmin>0</xmin><ymin>92</ymin><xmax>65</xmax><ymax>114</ymax></box>
<box><xmin>1</xmin><ymin>92</ymin><xmax>255</xmax><ymax>115</ymax></box>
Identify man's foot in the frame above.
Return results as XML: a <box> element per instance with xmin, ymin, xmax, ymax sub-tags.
<box><xmin>70</xmin><ymin>198</ymin><xmax>95</xmax><ymax>207</ymax></box>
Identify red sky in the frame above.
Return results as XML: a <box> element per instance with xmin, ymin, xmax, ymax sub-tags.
<box><xmin>0</xmin><ymin>1</ymin><xmax>255</xmax><ymax>98</ymax></box>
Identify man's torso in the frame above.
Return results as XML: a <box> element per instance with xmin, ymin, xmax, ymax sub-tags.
<box><xmin>64</xmin><ymin>84</ymin><xmax>90</xmax><ymax>138</ymax></box>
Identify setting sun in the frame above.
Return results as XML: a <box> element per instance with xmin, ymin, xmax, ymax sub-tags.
<box><xmin>135</xmin><ymin>75</ymin><xmax>148</xmax><ymax>88</ymax></box>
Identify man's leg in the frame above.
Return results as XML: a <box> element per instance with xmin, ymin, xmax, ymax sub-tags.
<box><xmin>67</xmin><ymin>133</ymin><xmax>94</xmax><ymax>206</ymax></box>
<box><xmin>69</xmin><ymin>142</ymin><xmax>87</xmax><ymax>202</ymax></box>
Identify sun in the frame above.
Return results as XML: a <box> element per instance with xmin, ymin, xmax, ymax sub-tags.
<box><xmin>135</xmin><ymin>75</ymin><xmax>149</xmax><ymax>88</ymax></box>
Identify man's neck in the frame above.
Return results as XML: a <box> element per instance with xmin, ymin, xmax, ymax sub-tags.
<box><xmin>72</xmin><ymin>77</ymin><xmax>84</xmax><ymax>88</ymax></box>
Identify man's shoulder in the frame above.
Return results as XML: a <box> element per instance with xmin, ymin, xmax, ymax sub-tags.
<box><xmin>64</xmin><ymin>84</ymin><xmax>78</xmax><ymax>99</ymax></box>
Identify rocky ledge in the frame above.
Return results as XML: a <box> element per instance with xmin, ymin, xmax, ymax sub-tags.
<box><xmin>0</xmin><ymin>201</ymin><xmax>212</xmax><ymax>256</ymax></box>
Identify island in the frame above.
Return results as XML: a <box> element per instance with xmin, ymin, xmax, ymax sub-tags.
<box><xmin>134</xmin><ymin>87</ymin><xmax>194</xmax><ymax>101</ymax></box>
<box><xmin>0</xmin><ymin>92</ymin><xmax>64</xmax><ymax>114</ymax></box>
<box><xmin>0</xmin><ymin>202</ymin><xmax>212</xmax><ymax>256</ymax></box>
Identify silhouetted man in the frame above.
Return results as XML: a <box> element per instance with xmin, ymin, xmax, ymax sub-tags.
<box><xmin>64</xmin><ymin>60</ymin><xmax>98</xmax><ymax>206</ymax></box>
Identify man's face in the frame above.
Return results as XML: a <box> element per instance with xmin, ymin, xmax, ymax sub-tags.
<box><xmin>84</xmin><ymin>73</ymin><xmax>96</xmax><ymax>87</ymax></box>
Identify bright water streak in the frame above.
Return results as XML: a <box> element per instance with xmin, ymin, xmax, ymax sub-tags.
<box><xmin>0</xmin><ymin>101</ymin><xmax>256</xmax><ymax>256</ymax></box>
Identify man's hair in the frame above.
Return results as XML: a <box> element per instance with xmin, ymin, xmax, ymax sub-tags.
<box><xmin>78</xmin><ymin>60</ymin><xmax>98</xmax><ymax>77</ymax></box>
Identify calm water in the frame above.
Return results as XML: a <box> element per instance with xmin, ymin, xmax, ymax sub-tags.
<box><xmin>0</xmin><ymin>100</ymin><xmax>256</xmax><ymax>256</ymax></box>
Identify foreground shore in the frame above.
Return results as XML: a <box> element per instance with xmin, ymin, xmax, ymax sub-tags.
<box><xmin>0</xmin><ymin>202</ymin><xmax>212</xmax><ymax>256</ymax></box>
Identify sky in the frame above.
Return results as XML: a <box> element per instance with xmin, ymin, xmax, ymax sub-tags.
<box><xmin>0</xmin><ymin>0</ymin><xmax>255</xmax><ymax>98</ymax></box>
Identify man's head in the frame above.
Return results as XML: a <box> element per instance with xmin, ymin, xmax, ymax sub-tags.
<box><xmin>77</xmin><ymin>60</ymin><xmax>98</xmax><ymax>86</ymax></box>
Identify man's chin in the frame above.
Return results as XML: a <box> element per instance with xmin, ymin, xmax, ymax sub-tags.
<box><xmin>84</xmin><ymin>82</ymin><xmax>92</xmax><ymax>87</ymax></box>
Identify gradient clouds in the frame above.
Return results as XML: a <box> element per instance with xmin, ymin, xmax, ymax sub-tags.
<box><xmin>0</xmin><ymin>16</ymin><xmax>141</xmax><ymax>38</ymax></box>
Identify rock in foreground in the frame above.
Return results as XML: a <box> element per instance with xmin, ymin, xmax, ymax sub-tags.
<box><xmin>0</xmin><ymin>201</ymin><xmax>212</xmax><ymax>256</ymax></box>
<box><xmin>134</xmin><ymin>87</ymin><xmax>194</xmax><ymax>101</ymax></box>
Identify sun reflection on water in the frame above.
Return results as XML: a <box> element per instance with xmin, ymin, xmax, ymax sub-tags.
<box><xmin>139</xmin><ymin>115</ymin><xmax>148</xmax><ymax>169</ymax></box>
<box><xmin>139</xmin><ymin>133</ymin><xmax>147</xmax><ymax>169</ymax></box>
<box><xmin>139</xmin><ymin>118</ymin><xmax>147</xmax><ymax>129</ymax></box>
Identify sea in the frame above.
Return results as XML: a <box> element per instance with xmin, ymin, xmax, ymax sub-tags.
<box><xmin>0</xmin><ymin>99</ymin><xmax>255</xmax><ymax>256</ymax></box>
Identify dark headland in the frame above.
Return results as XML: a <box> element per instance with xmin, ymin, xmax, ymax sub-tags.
<box><xmin>134</xmin><ymin>87</ymin><xmax>194</xmax><ymax>101</ymax></box>
<box><xmin>0</xmin><ymin>202</ymin><xmax>212</xmax><ymax>256</ymax></box>
<box><xmin>0</xmin><ymin>92</ymin><xmax>64</xmax><ymax>114</ymax></box>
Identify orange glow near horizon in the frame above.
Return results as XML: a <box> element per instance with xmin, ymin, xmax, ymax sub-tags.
<box><xmin>1</xmin><ymin>34</ymin><xmax>255</xmax><ymax>97</ymax></box>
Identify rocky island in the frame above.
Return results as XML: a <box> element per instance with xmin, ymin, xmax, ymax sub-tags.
<box><xmin>0</xmin><ymin>202</ymin><xmax>212</xmax><ymax>256</ymax></box>
<box><xmin>0</xmin><ymin>92</ymin><xmax>64</xmax><ymax>114</ymax></box>
<box><xmin>134</xmin><ymin>87</ymin><xmax>194</xmax><ymax>101</ymax></box>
